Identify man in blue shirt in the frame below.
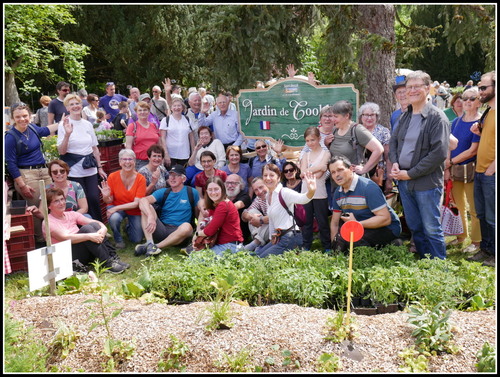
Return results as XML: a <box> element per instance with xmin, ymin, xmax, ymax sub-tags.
<box><xmin>329</xmin><ymin>155</ymin><xmax>401</xmax><ymax>252</ymax></box>
<box><xmin>199</xmin><ymin>93</ymin><xmax>243</xmax><ymax>150</ymax></box>
<box><xmin>99</xmin><ymin>82</ymin><xmax>129</xmax><ymax>121</ymax></box>
<box><xmin>135</xmin><ymin>165</ymin><xmax>199</xmax><ymax>256</ymax></box>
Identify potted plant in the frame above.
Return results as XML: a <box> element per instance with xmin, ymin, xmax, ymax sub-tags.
<box><xmin>96</xmin><ymin>130</ymin><xmax>125</xmax><ymax>147</ymax></box>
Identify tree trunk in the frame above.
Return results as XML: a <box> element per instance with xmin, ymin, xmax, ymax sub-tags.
<box><xmin>5</xmin><ymin>71</ymin><xmax>20</xmax><ymax>107</ymax></box>
<box><xmin>356</xmin><ymin>5</ymin><xmax>396</xmax><ymax>128</ymax></box>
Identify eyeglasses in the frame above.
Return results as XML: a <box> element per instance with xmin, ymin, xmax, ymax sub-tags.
<box><xmin>406</xmin><ymin>84</ymin><xmax>427</xmax><ymax>91</ymax></box>
<box><xmin>120</xmin><ymin>158</ymin><xmax>134</xmax><ymax>161</ymax></box>
<box><xmin>362</xmin><ymin>113</ymin><xmax>377</xmax><ymax>118</ymax></box>
<box><xmin>51</xmin><ymin>169</ymin><xmax>66</xmax><ymax>175</ymax></box>
<box><xmin>283</xmin><ymin>168</ymin><xmax>295</xmax><ymax>174</ymax></box>
<box><xmin>255</xmin><ymin>145</ymin><xmax>267</xmax><ymax>150</ymax></box>
<box><xmin>478</xmin><ymin>85</ymin><xmax>493</xmax><ymax>91</ymax></box>
<box><xmin>461</xmin><ymin>96</ymin><xmax>478</xmax><ymax>102</ymax></box>
<box><xmin>91</xmin><ymin>99</ymin><xmax>99</xmax><ymax>102</ymax></box>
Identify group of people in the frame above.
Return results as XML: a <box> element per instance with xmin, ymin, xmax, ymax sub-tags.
<box><xmin>5</xmin><ymin>69</ymin><xmax>495</xmax><ymax>274</ymax></box>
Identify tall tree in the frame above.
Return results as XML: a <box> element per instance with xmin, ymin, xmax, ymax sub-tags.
<box><xmin>4</xmin><ymin>4</ymin><xmax>89</xmax><ymax>105</ymax></box>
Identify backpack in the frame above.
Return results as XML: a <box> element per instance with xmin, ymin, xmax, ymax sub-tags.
<box><xmin>332</xmin><ymin>123</ymin><xmax>365</xmax><ymax>165</ymax></box>
<box><xmin>154</xmin><ymin>186</ymin><xmax>196</xmax><ymax>227</ymax></box>
<box><xmin>5</xmin><ymin>124</ymin><xmax>44</xmax><ymax>155</ymax></box>
<box><xmin>162</xmin><ymin>115</ymin><xmax>193</xmax><ymax>132</ymax></box>
<box><xmin>278</xmin><ymin>189</ymin><xmax>306</xmax><ymax>227</ymax></box>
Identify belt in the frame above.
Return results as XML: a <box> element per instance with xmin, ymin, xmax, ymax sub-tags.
<box><xmin>18</xmin><ymin>164</ymin><xmax>47</xmax><ymax>169</ymax></box>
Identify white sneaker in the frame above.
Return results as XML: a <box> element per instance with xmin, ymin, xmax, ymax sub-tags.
<box><xmin>463</xmin><ymin>244</ymin><xmax>479</xmax><ymax>253</ymax></box>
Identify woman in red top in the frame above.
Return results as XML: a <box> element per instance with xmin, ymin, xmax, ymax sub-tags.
<box><xmin>99</xmin><ymin>149</ymin><xmax>146</xmax><ymax>248</ymax></box>
<box><xmin>125</xmin><ymin>101</ymin><xmax>162</xmax><ymax>171</ymax></box>
<box><xmin>194</xmin><ymin>176</ymin><xmax>243</xmax><ymax>256</ymax></box>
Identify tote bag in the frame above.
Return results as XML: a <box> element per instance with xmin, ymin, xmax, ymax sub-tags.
<box><xmin>440</xmin><ymin>180</ymin><xmax>464</xmax><ymax>236</ymax></box>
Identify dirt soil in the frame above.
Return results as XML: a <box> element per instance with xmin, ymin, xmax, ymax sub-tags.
<box><xmin>7</xmin><ymin>293</ymin><xmax>496</xmax><ymax>373</ymax></box>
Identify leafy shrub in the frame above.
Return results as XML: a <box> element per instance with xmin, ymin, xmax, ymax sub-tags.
<box><xmin>476</xmin><ymin>342</ymin><xmax>496</xmax><ymax>372</ymax></box>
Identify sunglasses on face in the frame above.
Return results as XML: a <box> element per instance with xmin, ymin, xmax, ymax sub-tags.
<box><xmin>51</xmin><ymin>169</ymin><xmax>67</xmax><ymax>175</ymax></box>
<box><xmin>461</xmin><ymin>96</ymin><xmax>477</xmax><ymax>102</ymax></box>
<box><xmin>478</xmin><ymin>85</ymin><xmax>493</xmax><ymax>91</ymax></box>
<box><xmin>283</xmin><ymin>168</ymin><xmax>295</xmax><ymax>174</ymax></box>
<box><xmin>255</xmin><ymin>145</ymin><xmax>267</xmax><ymax>150</ymax></box>
<box><xmin>60</xmin><ymin>88</ymin><xmax>70</xmax><ymax>92</ymax></box>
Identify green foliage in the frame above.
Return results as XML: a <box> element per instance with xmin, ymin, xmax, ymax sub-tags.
<box><xmin>198</xmin><ymin>279</ymin><xmax>237</xmax><ymax>331</ymax></box>
<box><xmin>121</xmin><ymin>281</ymin><xmax>145</xmax><ymax>299</ymax></box>
<box><xmin>95</xmin><ymin>129</ymin><xmax>125</xmax><ymax>141</ymax></box>
<box><xmin>57</xmin><ymin>274</ymin><xmax>89</xmax><ymax>295</ymax></box>
<box><xmin>476</xmin><ymin>342</ymin><xmax>496</xmax><ymax>373</ymax></box>
<box><xmin>216</xmin><ymin>348</ymin><xmax>255</xmax><ymax>373</ymax></box>
<box><xmin>4</xmin><ymin>4</ymin><xmax>89</xmax><ymax>93</ymax></box>
<box><xmin>406</xmin><ymin>302</ymin><xmax>460</xmax><ymax>355</ymax></box>
<box><xmin>102</xmin><ymin>338</ymin><xmax>136</xmax><ymax>372</ymax></box>
<box><xmin>4</xmin><ymin>312</ymin><xmax>49</xmax><ymax>372</ymax></box>
<box><xmin>48</xmin><ymin>321</ymin><xmax>80</xmax><ymax>360</ymax></box>
<box><xmin>323</xmin><ymin>309</ymin><xmax>358</xmax><ymax>343</ymax></box>
<box><xmin>42</xmin><ymin>136</ymin><xmax>59</xmax><ymax>162</ymax></box>
<box><xmin>157</xmin><ymin>334</ymin><xmax>190</xmax><ymax>372</ymax></box>
<box><xmin>398</xmin><ymin>346</ymin><xmax>430</xmax><ymax>373</ymax></box>
<box><xmin>316</xmin><ymin>352</ymin><xmax>342</xmax><ymax>373</ymax></box>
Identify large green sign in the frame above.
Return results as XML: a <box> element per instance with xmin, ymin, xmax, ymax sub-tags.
<box><xmin>237</xmin><ymin>78</ymin><xmax>359</xmax><ymax>147</ymax></box>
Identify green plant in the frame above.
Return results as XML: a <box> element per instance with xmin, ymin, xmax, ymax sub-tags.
<box><xmin>48</xmin><ymin>321</ymin><xmax>80</xmax><ymax>360</ymax></box>
<box><xmin>316</xmin><ymin>352</ymin><xmax>342</xmax><ymax>373</ymax></box>
<box><xmin>95</xmin><ymin>129</ymin><xmax>124</xmax><ymax>141</ymax></box>
<box><xmin>57</xmin><ymin>274</ymin><xmax>91</xmax><ymax>295</ymax></box>
<box><xmin>323</xmin><ymin>309</ymin><xmax>358</xmax><ymax>343</ymax></box>
<box><xmin>42</xmin><ymin>136</ymin><xmax>59</xmax><ymax>162</ymax></box>
<box><xmin>476</xmin><ymin>342</ymin><xmax>496</xmax><ymax>372</ymax></box>
<box><xmin>4</xmin><ymin>312</ymin><xmax>49</xmax><ymax>372</ymax></box>
<box><xmin>102</xmin><ymin>338</ymin><xmax>136</xmax><ymax>372</ymax></box>
<box><xmin>398</xmin><ymin>346</ymin><xmax>430</xmax><ymax>373</ymax></box>
<box><xmin>198</xmin><ymin>279</ymin><xmax>236</xmax><ymax>331</ymax></box>
<box><xmin>406</xmin><ymin>302</ymin><xmax>460</xmax><ymax>355</ymax></box>
<box><xmin>157</xmin><ymin>334</ymin><xmax>190</xmax><ymax>372</ymax></box>
<box><xmin>216</xmin><ymin>348</ymin><xmax>254</xmax><ymax>373</ymax></box>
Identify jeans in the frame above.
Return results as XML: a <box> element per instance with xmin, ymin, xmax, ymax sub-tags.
<box><xmin>211</xmin><ymin>242</ymin><xmax>242</xmax><ymax>256</ymax></box>
<box><xmin>255</xmin><ymin>231</ymin><xmax>303</xmax><ymax>258</ymax></box>
<box><xmin>398</xmin><ymin>180</ymin><xmax>446</xmax><ymax>259</ymax></box>
<box><xmin>107</xmin><ymin>208</ymin><xmax>143</xmax><ymax>243</ymax></box>
<box><xmin>474</xmin><ymin>172</ymin><xmax>495</xmax><ymax>255</ymax></box>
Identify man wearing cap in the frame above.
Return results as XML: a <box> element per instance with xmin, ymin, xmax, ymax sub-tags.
<box><xmin>136</xmin><ymin>164</ymin><xmax>200</xmax><ymax>257</ymax></box>
<box><xmin>99</xmin><ymin>82</ymin><xmax>128</xmax><ymax>121</ymax></box>
<box><xmin>390</xmin><ymin>76</ymin><xmax>409</xmax><ymax>132</ymax></box>
<box><xmin>48</xmin><ymin>81</ymin><xmax>71</xmax><ymax>124</ymax></box>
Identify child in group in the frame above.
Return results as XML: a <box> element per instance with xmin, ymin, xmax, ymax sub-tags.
<box><xmin>112</xmin><ymin>101</ymin><xmax>130</xmax><ymax>131</ymax></box>
<box><xmin>94</xmin><ymin>110</ymin><xmax>112</xmax><ymax>131</ymax></box>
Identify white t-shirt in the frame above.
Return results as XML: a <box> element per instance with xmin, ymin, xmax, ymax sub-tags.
<box><xmin>82</xmin><ymin>106</ymin><xmax>98</xmax><ymax>125</ymax></box>
<box><xmin>159</xmin><ymin>115</ymin><xmax>192</xmax><ymax>159</ymax></box>
<box><xmin>57</xmin><ymin>118</ymin><xmax>98</xmax><ymax>177</ymax></box>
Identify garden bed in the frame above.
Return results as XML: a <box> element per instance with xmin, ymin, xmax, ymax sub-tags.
<box><xmin>6</xmin><ymin>294</ymin><xmax>496</xmax><ymax>373</ymax></box>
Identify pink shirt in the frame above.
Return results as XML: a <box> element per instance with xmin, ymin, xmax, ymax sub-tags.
<box><xmin>42</xmin><ymin>211</ymin><xmax>87</xmax><ymax>245</ymax></box>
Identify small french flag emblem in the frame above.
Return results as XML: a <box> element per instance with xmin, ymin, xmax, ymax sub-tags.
<box><xmin>260</xmin><ymin>121</ymin><xmax>271</xmax><ymax>130</ymax></box>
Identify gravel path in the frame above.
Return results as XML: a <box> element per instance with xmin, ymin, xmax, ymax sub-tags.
<box><xmin>7</xmin><ymin>294</ymin><xmax>496</xmax><ymax>373</ymax></box>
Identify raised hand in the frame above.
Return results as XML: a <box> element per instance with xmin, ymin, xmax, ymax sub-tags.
<box><xmin>286</xmin><ymin>63</ymin><xmax>297</xmax><ymax>78</ymax></box>
<box><xmin>62</xmin><ymin>114</ymin><xmax>73</xmax><ymax>135</ymax></box>
<box><xmin>162</xmin><ymin>78</ymin><xmax>172</xmax><ymax>93</ymax></box>
<box><xmin>98</xmin><ymin>180</ymin><xmax>111</xmax><ymax>198</ymax></box>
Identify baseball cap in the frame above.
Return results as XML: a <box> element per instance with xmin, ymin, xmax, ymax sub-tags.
<box><xmin>169</xmin><ymin>164</ymin><xmax>186</xmax><ymax>176</ymax></box>
<box><xmin>139</xmin><ymin>93</ymin><xmax>151</xmax><ymax>101</ymax></box>
<box><xmin>392</xmin><ymin>75</ymin><xmax>406</xmax><ymax>92</ymax></box>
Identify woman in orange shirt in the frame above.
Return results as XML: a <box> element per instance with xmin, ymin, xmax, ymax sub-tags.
<box><xmin>99</xmin><ymin>149</ymin><xmax>146</xmax><ymax>248</ymax></box>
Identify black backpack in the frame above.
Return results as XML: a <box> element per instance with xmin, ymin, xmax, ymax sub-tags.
<box><xmin>154</xmin><ymin>186</ymin><xmax>196</xmax><ymax>227</ymax></box>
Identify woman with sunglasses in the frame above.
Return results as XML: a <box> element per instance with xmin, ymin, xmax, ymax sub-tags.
<box><xmin>57</xmin><ymin>93</ymin><xmax>106</xmax><ymax>222</ymax></box>
<box><xmin>281</xmin><ymin>161</ymin><xmax>302</xmax><ymax>193</ymax></box>
<box><xmin>5</xmin><ymin>102</ymin><xmax>59</xmax><ymax>244</ymax></box>
<box><xmin>248</xmin><ymin>139</ymin><xmax>286</xmax><ymax>180</ymax></box>
<box><xmin>82</xmin><ymin>93</ymin><xmax>100</xmax><ymax>125</ymax></box>
<box><xmin>445</xmin><ymin>87</ymin><xmax>482</xmax><ymax>252</ymax></box>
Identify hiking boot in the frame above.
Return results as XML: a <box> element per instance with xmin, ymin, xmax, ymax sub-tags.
<box><xmin>115</xmin><ymin>241</ymin><xmax>126</xmax><ymax>249</ymax></box>
<box><xmin>134</xmin><ymin>243</ymin><xmax>149</xmax><ymax>256</ymax></box>
<box><xmin>180</xmin><ymin>244</ymin><xmax>194</xmax><ymax>256</ymax></box>
<box><xmin>467</xmin><ymin>249</ymin><xmax>491</xmax><ymax>262</ymax></box>
<box><xmin>145</xmin><ymin>243</ymin><xmax>162</xmax><ymax>257</ymax></box>
<box><xmin>104</xmin><ymin>261</ymin><xmax>127</xmax><ymax>274</ymax></box>
<box><xmin>110</xmin><ymin>255</ymin><xmax>130</xmax><ymax>269</ymax></box>
<box><xmin>482</xmin><ymin>255</ymin><xmax>495</xmax><ymax>267</ymax></box>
